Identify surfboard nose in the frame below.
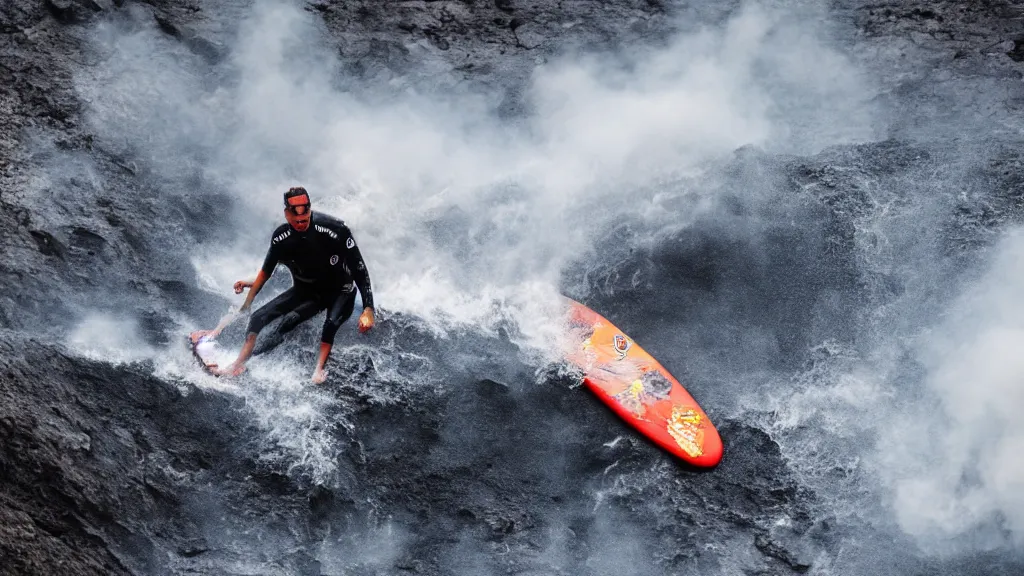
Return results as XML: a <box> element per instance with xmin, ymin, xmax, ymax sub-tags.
<box><xmin>690</xmin><ymin>425</ymin><xmax>724</xmax><ymax>468</ymax></box>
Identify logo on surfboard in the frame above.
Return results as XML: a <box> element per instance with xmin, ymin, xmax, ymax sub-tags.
<box><xmin>613</xmin><ymin>334</ymin><xmax>631</xmax><ymax>359</ymax></box>
<box><xmin>667</xmin><ymin>407</ymin><xmax>705</xmax><ymax>458</ymax></box>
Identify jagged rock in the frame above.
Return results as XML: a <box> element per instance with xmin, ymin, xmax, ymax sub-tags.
<box><xmin>513</xmin><ymin>23</ymin><xmax>544</xmax><ymax>49</ymax></box>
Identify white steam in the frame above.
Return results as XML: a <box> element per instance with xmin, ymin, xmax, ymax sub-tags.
<box><xmin>78</xmin><ymin>0</ymin><xmax>876</xmax><ymax>352</ymax></box>
<box><xmin>882</xmin><ymin>231</ymin><xmax>1024</xmax><ymax>550</ymax></box>
<box><xmin>67</xmin><ymin>313</ymin><xmax>155</xmax><ymax>363</ymax></box>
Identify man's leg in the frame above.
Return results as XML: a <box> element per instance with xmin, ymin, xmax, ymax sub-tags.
<box><xmin>216</xmin><ymin>287</ymin><xmax>311</xmax><ymax>377</ymax></box>
<box><xmin>252</xmin><ymin>298</ymin><xmax>324</xmax><ymax>356</ymax></box>
<box><xmin>311</xmin><ymin>289</ymin><xmax>356</xmax><ymax>383</ymax></box>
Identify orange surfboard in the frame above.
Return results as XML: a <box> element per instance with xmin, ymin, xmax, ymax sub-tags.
<box><xmin>563</xmin><ymin>299</ymin><xmax>723</xmax><ymax>467</ymax></box>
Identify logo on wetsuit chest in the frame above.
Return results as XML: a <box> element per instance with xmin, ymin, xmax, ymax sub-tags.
<box><xmin>329</xmin><ymin>255</ymin><xmax>339</xmax><ymax>265</ymax></box>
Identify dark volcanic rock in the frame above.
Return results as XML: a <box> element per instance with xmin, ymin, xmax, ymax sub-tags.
<box><xmin>0</xmin><ymin>0</ymin><xmax>225</xmax><ymax>338</ymax></box>
<box><xmin>316</xmin><ymin>0</ymin><xmax>679</xmax><ymax>112</ymax></box>
<box><xmin>834</xmin><ymin>0</ymin><xmax>1024</xmax><ymax>137</ymax></box>
<box><xmin>0</xmin><ymin>333</ymin><xmax>223</xmax><ymax>574</ymax></box>
<box><xmin>0</xmin><ymin>331</ymin><xmax>374</xmax><ymax>575</ymax></box>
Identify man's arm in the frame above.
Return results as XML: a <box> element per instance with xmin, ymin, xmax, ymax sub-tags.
<box><xmin>239</xmin><ymin>269</ymin><xmax>271</xmax><ymax>311</ymax></box>
<box><xmin>239</xmin><ymin>231</ymin><xmax>285</xmax><ymax>310</ymax></box>
<box><xmin>198</xmin><ymin>268</ymin><xmax>271</xmax><ymax>340</ymax></box>
<box><xmin>196</xmin><ymin>237</ymin><xmax>280</xmax><ymax>341</ymax></box>
<box><xmin>340</xmin><ymin>226</ymin><xmax>375</xmax><ymax>332</ymax></box>
<box><xmin>340</xmin><ymin>227</ymin><xmax>374</xmax><ymax>310</ymax></box>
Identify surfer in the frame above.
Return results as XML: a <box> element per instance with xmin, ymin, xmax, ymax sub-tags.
<box><xmin>191</xmin><ymin>187</ymin><xmax>375</xmax><ymax>384</ymax></box>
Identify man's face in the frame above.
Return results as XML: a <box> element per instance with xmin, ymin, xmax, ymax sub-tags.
<box><xmin>285</xmin><ymin>194</ymin><xmax>311</xmax><ymax>232</ymax></box>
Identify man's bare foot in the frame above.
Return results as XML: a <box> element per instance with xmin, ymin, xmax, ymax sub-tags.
<box><xmin>311</xmin><ymin>368</ymin><xmax>327</xmax><ymax>384</ymax></box>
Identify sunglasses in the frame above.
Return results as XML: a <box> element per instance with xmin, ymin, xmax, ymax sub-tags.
<box><xmin>285</xmin><ymin>195</ymin><xmax>311</xmax><ymax>216</ymax></box>
<box><xmin>287</xmin><ymin>203</ymin><xmax>311</xmax><ymax>216</ymax></box>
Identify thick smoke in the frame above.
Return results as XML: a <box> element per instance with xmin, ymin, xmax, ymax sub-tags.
<box><xmin>882</xmin><ymin>231</ymin><xmax>1024</xmax><ymax>550</ymax></box>
<box><xmin>77</xmin><ymin>0</ymin><xmax>877</xmax><ymax>348</ymax></box>
<box><xmin>68</xmin><ymin>313</ymin><xmax>155</xmax><ymax>362</ymax></box>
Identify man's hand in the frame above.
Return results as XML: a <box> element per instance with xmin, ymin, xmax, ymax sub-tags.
<box><xmin>234</xmin><ymin>279</ymin><xmax>255</xmax><ymax>294</ymax></box>
<box><xmin>358</xmin><ymin>308</ymin><xmax>375</xmax><ymax>333</ymax></box>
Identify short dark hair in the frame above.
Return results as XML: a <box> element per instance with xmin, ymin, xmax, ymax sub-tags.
<box><xmin>284</xmin><ymin>186</ymin><xmax>310</xmax><ymax>205</ymax></box>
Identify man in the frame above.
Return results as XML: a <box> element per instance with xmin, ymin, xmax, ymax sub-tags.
<box><xmin>192</xmin><ymin>186</ymin><xmax>375</xmax><ymax>384</ymax></box>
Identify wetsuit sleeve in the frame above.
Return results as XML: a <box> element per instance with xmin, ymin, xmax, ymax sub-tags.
<box><xmin>340</xmin><ymin>226</ymin><xmax>374</xmax><ymax>310</ymax></box>
<box><xmin>261</xmin><ymin>235</ymin><xmax>283</xmax><ymax>276</ymax></box>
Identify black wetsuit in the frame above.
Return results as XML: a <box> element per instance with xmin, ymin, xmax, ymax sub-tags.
<box><xmin>247</xmin><ymin>212</ymin><xmax>374</xmax><ymax>346</ymax></box>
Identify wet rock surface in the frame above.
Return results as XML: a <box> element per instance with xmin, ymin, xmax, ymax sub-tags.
<box><xmin>1</xmin><ymin>0</ymin><xmax>1024</xmax><ymax>574</ymax></box>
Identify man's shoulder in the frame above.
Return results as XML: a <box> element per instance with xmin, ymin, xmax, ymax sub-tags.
<box><xmin>269</xmin><ymin>223</ymin><xmax>293</xmax><ymax>245</ymax></box>
<box><xmin>312</xmin><ymin>212</ymin><xmax>347</xmax><ymax>230</ymax></box>
<box><xmin>311</xmin><ymin>212</ymin><xmax>349</xmax><ymax>238</ymax></box>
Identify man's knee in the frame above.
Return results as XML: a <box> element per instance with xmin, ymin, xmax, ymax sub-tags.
<box><xmin>278</xmin><ymin>311</ymin><xmax>303</xmax><ymax>334</ymax></box>
<box><xmin>321</xmin><ymin>319</ymin><xmax>343</xmax><ymax>345</ymax></box>
<box><xmin>247</xmin><ymin>310</ymin><xmax>271</xmax><ymax>335</ymax></box>
<box><xmin>320</xmin><ymin>292</ymin><xmax>354</xmax><ymax>345</ymax></box>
